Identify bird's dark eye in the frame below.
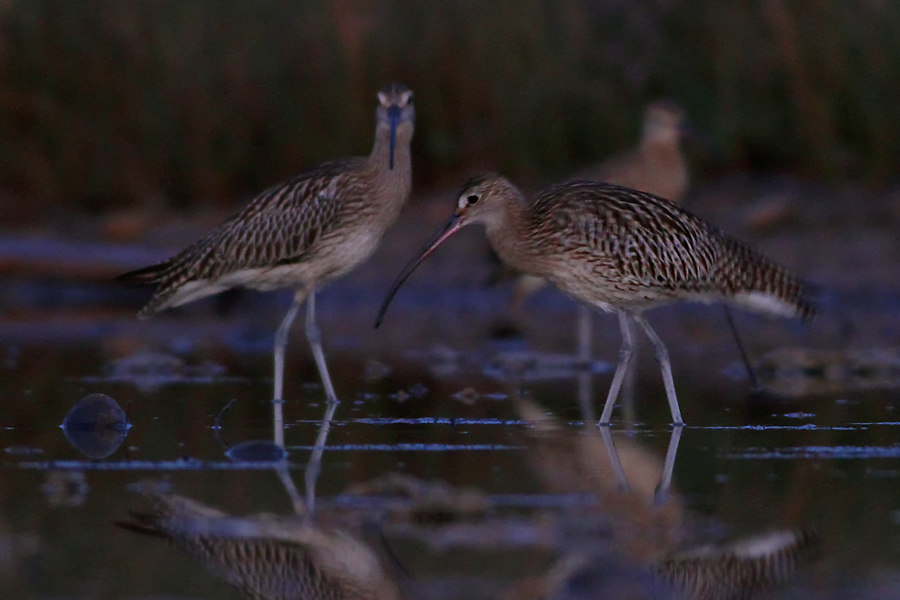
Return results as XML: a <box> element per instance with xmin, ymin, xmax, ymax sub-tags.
<box><xmin>467</xmin><ymin>195</ymin><xmax>479</xmax><ymax>204</ymax></box>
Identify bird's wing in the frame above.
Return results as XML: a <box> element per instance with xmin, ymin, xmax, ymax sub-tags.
<box><xmin>532</xmin><ymin>181</ymin><xmax>719</xmax><ymax>288</ymax></box>
<box><xmin>529</xmin><ymin>181</ymin><xmax>815</xmax><ymax>318</ymax></box>
<box><xmin>155</xmin><ymin>158</ymin><xmax>367</xmax><ymax>285</ymax></box>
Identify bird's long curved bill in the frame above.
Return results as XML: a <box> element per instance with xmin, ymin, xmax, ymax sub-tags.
<box><xmin>375</xmin><ymin>214</ymin><xmax>462</xmax><ymax>328</ymax></box>
<box><xmin>388</xmin><ymin>105</ymin><xmax>401</xmax><ymax>170</ymax></box>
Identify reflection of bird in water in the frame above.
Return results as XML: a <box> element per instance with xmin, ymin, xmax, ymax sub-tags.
<box><xmin>509</xmin><ymin>397</ymin><xmax>820</xmax><ymax>600</ymax></box>
<box><xmin>753</xmin><ymin>346</ymin><xmax>900</xmax><ymax>397</ymax></box>
<box><xmin>118</xmin><ymin>83</ymin><xmax>415</xmax><ymax>407</ymax></box>
<box><xmin>515</xmin><ymin>395</ymin><xmax>684</xmax><ymax>561</ymax></box>
<box><xmin>658</xmin><ymin>528</ymin><xmax>819</xmax><ymax>600</ymax></box>
<box><xmin>378</xmin><ymin>175</ymin><xmax>815</xmax><ymax>424</ymax></box>
<box><xmin>499</xmin><ymin>102</ymin><xmax>692</xmax><ymax>363</ymax></box>
<box><xmin>505</xmin><ymin>529</ymin><xmax>818</xmax><ymax>600</ymax></box>
<box><xmin>117</xmin><ymin>493</ymin><xmax>402</xmax><ymax>600</ymax></box>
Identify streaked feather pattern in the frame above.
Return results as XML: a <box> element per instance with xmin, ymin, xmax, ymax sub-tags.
<box><xmin>488</xmin><ymin>178</ymin><xmax>815</xmax><ymax>320</ymax></box>
<box><xmin>117</xmin><ymin>493</ymin><xmax>402</xmax><ymax>600</ymax></box>
<box><xmin>118</xmin><ymin>83</ymin><xmax>414</xmax><ymax>317</ymax></box>
<box><xmin>658</xmin><ymin>528</ymin><xmax>820</xmax><ymax>600</ymax></box>
<box><xmin>374</xmin><ymin>172</ymin><xmax>815</xmax><ymax>424</ymax></box>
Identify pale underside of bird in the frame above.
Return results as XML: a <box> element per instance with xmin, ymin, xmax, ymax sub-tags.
<box><xmin>377</xmin><ymin>174</ymin><xmax>815</xmax><ymax>425</ymax></box>
<box><xmin>118</xmin><ymin>83</ymin><xmax>415</xmax><ymax>410</ymax></box>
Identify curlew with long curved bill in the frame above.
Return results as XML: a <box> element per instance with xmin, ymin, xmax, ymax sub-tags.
<box><xmin>119</xmin><ymin>84</ymin><xmax>415</xmax><ymax>414</ymax></box>
<box><xmin>376</xmin><ymin>174</ymin><xmax>815</xmax><ymax>426</ymax></box>
<box><xmin>511</xmin><ymin>100</ymin><xmax>695</xmax><ymax>366</ymax></box>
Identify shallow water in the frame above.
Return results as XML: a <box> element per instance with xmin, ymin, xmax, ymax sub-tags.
<box><xmin>4</xmin><ymin>179</ymin><xmax>900</xmax><ymax>597</ymax></box>
<box><xmin>3</xmin><ymin>295</ymin><xmax>900</xmax><ymax>600</ymax></box>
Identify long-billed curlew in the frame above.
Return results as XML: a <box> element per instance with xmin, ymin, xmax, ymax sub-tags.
<box><xmin>376</xmin><ymin>175</ymin><xmax>815</xmax><ymax>425</ymax></box>
<box><xmin>118</xmin><ymin>83</ymin><xmax>415</xmax><ymax>407</ymax></box>
<box><xmin>510</xmin><ymin>101</ymin><xmax>692</xmax><ymax>365</ymax></box>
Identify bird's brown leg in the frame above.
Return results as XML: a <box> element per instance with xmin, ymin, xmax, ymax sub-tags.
<box><xmin>599</xmin><ymin>310</ymin><xmax>635</xmax><ymax>425</ymax></box>
<box><xmin>576</xmin><ymin>303</ymin><xmax>594</xmax><ymax>366</ymax></box>
<box><xmin>654</xmin><ymin>424</ymin><xmax>683</xmax><ymax>506</ymax></box>
<box><xmin>273</xmin><ymin>291</ymin><xmax>307</xmax><ymax>447</ymax></box>
<box><xmin>274</xmin><ymin>291</ymin><xmax>306</xmax><ymax>403</ymax></box>
<box><xmin>304</xmin><ymin>290</ymin><xmax>339</xmax><ymax>404</ymax></box>
<box><xmin>722</xmin><ymin>304</ymin><xmax>759</xmax><ymax>389</ymax></box>
<box><xmin>302</xmin><ymin>290</ymin><xmax>340</xmax><ymax>516</ymax></box>
<box><xmin>598</xmin><ymin>426</ymin><xmax>631</xmax><ymax>492</ymax></box>
<box><xmin>304</xmin><ymin>399</ymin><xmax>338</xmax><ymax>517</ymax></box>
<box><xmin>632</xmin><ymin>314</ymin><xmax>684</xmax><ymax>426</ymax></box>
<box><xmin>276</xmin><ymin>464</ymin><xmax>305</xmax><ymax>515</ymax></box>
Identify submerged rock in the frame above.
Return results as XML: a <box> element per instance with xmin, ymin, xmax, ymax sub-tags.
<box><xmin>755</xmin><ymin>346</ymin><xmax>900</xmax><ymax>396</ymax></box>
<box><xmin>225</xmin><ymin>440</ymin><xmax>287</xmax><ymax>463</ymax></box>
<box><xmin>61</xmin><ymin>393</ymin><xmax>130</xmax><ymax>459</ymax></box>
<box><xmin>84</xmin><ymin>350</ymin><xmax>229</xmax><ymax>393</ymax></box>
<box><xmin>42</xmin><ymin>470</ymin><xmax>89</xmax><ymax>507</ymax></box>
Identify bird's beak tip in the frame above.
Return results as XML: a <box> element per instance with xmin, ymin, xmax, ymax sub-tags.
<box><xmin>374</xmin><ymin>212</ymin><xmax>463</xmax><ymax>330</ymax></box>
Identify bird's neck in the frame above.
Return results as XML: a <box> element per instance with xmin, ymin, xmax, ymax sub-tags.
<box><xmin>366</xmin><ymin>124</ymin><xmax>413</xmax><ymax>214</ymax></box>
<box><xmin>368</xmin><ymin>124</ymin><xmax>413</xmax><ymax>179</ymax></box>
<box><xmin>641</xmin><ymin>136</ymin><xmax>685</xmax><ymax>171</ymax></box>
<box><xmin>484</xmin><ymin>191</ymin><xmax>534</xmax><ymax>273</ymax></box>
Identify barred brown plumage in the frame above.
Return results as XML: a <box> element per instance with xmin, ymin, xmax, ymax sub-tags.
<box><xmin>508</xmin><ymin>101</ymin><xmax>694</xmax><ymax>365</ymax></box>
<box><xmin>117</xmin><ymin>493</ymin><xmax>402</xmax><ymax>600</ymax></box>
<box><xmin>118</xmin><ymin>83</ymin><xmax>415</xmax><ymax>405</ymax></box>
<box><xmin>525</xmin><ymin>179</ymin><xmax>815</xmax><ymax>321</ymax></box>
<box><xmin>377</xmin><ymin>174</ymin><xmax>816</xmax><ymax>425</ymax></box>
<box><xmin>657</xmin><ymin>528</ymin><xmax>820</xmax><ymax>599</ymax></box>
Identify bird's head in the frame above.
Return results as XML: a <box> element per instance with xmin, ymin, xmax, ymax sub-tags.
<box><xmin>449</xmin><ymin>173</ymin><xmax>522</xmax><ymax>229</ymax></box>
<box><xmin>374</xmin><ymin>173</ymin><xmax>522</xmax><ymax>328</ymax></box>
<box><xmin>376</xmin><ymin>83</ymin><xmax>415</xmax><ymax>169</ymax></box>
<box><xmin>642</xmin><ymin>100</ymin><xmax>686</xmax><ymax>146</ymax></box>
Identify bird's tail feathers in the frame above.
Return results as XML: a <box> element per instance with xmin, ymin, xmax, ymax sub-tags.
<box><xmin>115</xmin><ymin>511</ymin><xmax>168</xmax><ymax>540</ymax></box>
<box><xmin>115</xmin><ymin>261</ymin><xmax>171</xmax><ymax>286</ymax></box>
<box><xmin>721</xmin><ymin>240</ymin><xmax>817</xmax><ymax>322</ymax></box>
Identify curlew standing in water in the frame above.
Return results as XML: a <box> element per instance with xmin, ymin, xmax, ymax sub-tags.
<box><xmin>119</xmin><ymin>84</ymin><xmax>415</xmax><ymax>407</ymax></box>
<box><xmin>377</xmin><ymin>175</ymin><xmax>815</xmax><ymax>425</ymax></box>
<box><xmin>510</xmin><ymin>101</ymin><xmax>693</xmax><ymax>364</ymax></box>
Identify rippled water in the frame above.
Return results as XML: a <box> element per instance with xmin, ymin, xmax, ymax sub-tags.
<box><xmin>3</xmin><ymin>294</ymin><xmax>900</xmax><ymax>600</ymax></box>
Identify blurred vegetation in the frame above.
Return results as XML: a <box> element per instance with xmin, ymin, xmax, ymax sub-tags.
<box><xmin>0</xmin><ymin>0</ymin><xmax>898</xmax><ymax>214</ymax></box>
